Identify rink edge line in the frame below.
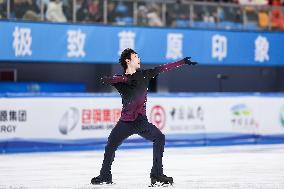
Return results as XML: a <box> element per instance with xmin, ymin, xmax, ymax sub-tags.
<box><xmin>1</xmin><ymin>133</ymin><xmax>284</xmax><ymax>154</ymax></box>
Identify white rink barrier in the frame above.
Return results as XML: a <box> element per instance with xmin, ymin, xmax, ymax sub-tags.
<box><xmin>0</xmin><ymin>93</ymin><xmax>284</xmax><ymax>153</ymax></box>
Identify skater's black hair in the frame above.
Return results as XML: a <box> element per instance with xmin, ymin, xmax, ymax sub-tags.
<box><xmin>119</xmin><ymin>48</ymin><xmax>137</xmax><ymax>71</ymax></box>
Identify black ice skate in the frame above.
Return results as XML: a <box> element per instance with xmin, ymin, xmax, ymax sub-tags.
<box><xmin>91</xmin><ymin>175</ymin><xmax>113</xmax><ymax>185</ymax></box>
<box><xmin>150</xmin><ymin>174</ymin><xmax>173</xmax><ymax>187</ymax></box>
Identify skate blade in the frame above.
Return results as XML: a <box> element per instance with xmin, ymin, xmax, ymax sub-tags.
<box><xmin>149</xmin><ymin>181</ymin><xmax>173</xmax><ymax>187</ymax></box>
<box><xmin>91</xmin><ymin>181</ymin><xmax>115</xmax><ymax>186</ymax></box>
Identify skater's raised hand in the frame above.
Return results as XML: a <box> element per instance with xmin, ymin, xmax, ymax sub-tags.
<box><xmin>184</xmin><ymin>57</ymin><xmax>198</xmax><ymax>66</ymax></box>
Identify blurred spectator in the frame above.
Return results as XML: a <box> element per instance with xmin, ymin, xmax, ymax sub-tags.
<box><xmin>107</xmin><ymin>1</ymin><xmax>116</xmax><ymax>23</ymax></box>
<box><xmin>114</xmin><ymin>1</ymin><xmax>133</xmax><ymax>25</ymax></box>
<box><xmin>203</xmin><ymin>12</ymin><xmax>215</xmax><ymax>23</ymax></box>
<box><xmin>13</xmin><ymin>0</ymin><xmax>40</xmax><ymax>21</ymax></box>
<box><xmin>220</xmin><ymin>6</ymin><xmax>242</xmax><ymax>23</ymax></box>
<box><xmin>137</xmin><ymin>5</ymin><xmax>148</xmax><ymax>26</ymax></box>
<box><xmin>194</xmin><ymin>5</ymin><xmax>216</xmax><ymax>23</ymax></box>
<box><xmin>0</xmin><ymin>0</ymin><xmax>5</xmax><ymax>19</ymax></box>
<box><xmin>216</xmin><ymin>7</ymin><xmax>225</xmax><ymax>22</ymax></box>
<box><xmin>115</xmin><ymin>1</ymin><xmax>128</xmax><ymax>14</ymax></box>
<box><xmin>74</xmin><ymin>0</ymin><xmax>102</xmax><ymax>22</ymax></box>
<box><xmin>75</xmin><ymin>0</ymin><xmax>87</xmax><ymax>21</ymax></box>
<box><xmin>270</xmin><ymin>0</ymin><xmax>284</xmax><ymax>30</ymax></box>
<box><xmin>194</xmin><ymin>5</ymin><xmax>204</xmax><ymax>21</ymax></box>
<box><xmin>244</xmin><ymin>6</ymin><xmax>258</xmax><ymax>22</ymax></box>
<box><xmin>234</xmin><ymin>8</ymin><xmax>242</xmax><ymax>23</ymax></box>
<box><xmin>46</xmin><ymin>0</ymin><xmax>67</xmax><ymax>22</ymax></box>
<box><xmin>56</xmin><ymin>0</ymin><xmax>73</xmax><ymax>21</ymax></box>
<box><xmin>242</xmin><ymin>6</ymin><xmax>260</xmax><ymax>29</ymax></box>
<box><xmin>87</xmin><ymin>0</ymin><xmax>102</xmax><ymax>22</ymax></box>
<box><xmin>146</xmin><ymin>3</ymin><xmax>163</xmax><ymax>26</ymax></box>
<box><xmin>271</xmin><ymin>9</ymin><xmax>284</xmax><ymax>30</ymax></box>
<box><xmin>103</xmin><ymin>1</ymin><xmax>133</xmax><ymax>25</ymax></box>
<box><xmin>166</xmin><ymin>0</ymin><xmax>189</xmax><ymax>27</ymax></box>
<box><xmin>258</xmin><ymin>9</ymin><xmax>269</xmax><ymax>28</ymax></box>
<box><xmin>202</xmin><ymin>6</ymin><xmax>215</xmax><ymax>23</ymax></box>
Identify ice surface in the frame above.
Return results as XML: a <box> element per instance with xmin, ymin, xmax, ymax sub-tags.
<box><xmin>0</xmin><ymin>144</ymin><xmax>284</xmax><ymax>189</ymax></box>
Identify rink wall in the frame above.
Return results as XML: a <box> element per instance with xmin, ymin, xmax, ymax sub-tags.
<box><xmin>1</xmin><ymin>93</ymin><xmax>284</xmax><ymax>154</ymax></box>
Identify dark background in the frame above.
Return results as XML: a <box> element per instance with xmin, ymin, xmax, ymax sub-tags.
<box><xmin>1</xmin><ymin>61</ymin><xmax>284</xmax><ymax>92</ymax></box>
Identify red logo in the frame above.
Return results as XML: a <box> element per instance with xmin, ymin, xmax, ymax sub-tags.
<box><xmin>150</xmin><ymin>105</ymin><xmax>166</xmax><ymax>130</ymax></box>
<box><xmin>82</xmin><ymin>108</ymin><xmax>121</xmax><ymax>124</ymax></box>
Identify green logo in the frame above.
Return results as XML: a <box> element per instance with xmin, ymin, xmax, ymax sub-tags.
<box><xmin>280</xmin><ymin>106</ymin><xmax>284</xmax><ymax>127</ymax></box>
<box><xmin>231</xmin><ymin>104</ymin><xmax>252</xmax><ymax>116</ymax></box>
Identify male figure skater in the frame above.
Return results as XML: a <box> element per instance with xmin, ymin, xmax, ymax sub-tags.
<box><xmin>91</xmin><ymin>48</ymin><xmax>197</xmax><ymax>186</ymax></box>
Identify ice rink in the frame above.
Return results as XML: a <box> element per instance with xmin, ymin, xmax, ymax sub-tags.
<box><xmin>0</xmin><ymin>144</ymin><xmax>284</xmax><ymax>189</ymax></box>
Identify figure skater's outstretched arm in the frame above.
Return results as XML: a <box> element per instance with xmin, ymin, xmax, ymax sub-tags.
<box><xmin>144</xmin><ymin>57</ymin><xmax>198</xmax><ymax>79</ymax></box>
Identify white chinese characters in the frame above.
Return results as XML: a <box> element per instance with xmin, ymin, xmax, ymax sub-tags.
<box><xmin>67</xmin><ymin>29</ymin><xmax>86</xmax><ymax>58</ymax></box>
<box><xmin>166</xmin><ymin>33</ymin><xmax>183</xmax><ymax>60</ymax></box>
<box><xmin>13</xmin><ymin>27</ymin><xmax>32</xmax><ymax>57</ymax></box>
<box><xmin>255</xmin><ymin>35</ymin><xmax>269</xmax><ymax>62</ymax></box>
<box><xmin>212</xmin><ymin>34</ymin><xmax>227</xmax><ymax>61</ymax></box>
<box><xmin>118</xmin><ymin>30</ymin><xmax>136</xmax><ymax>55</ymax></box>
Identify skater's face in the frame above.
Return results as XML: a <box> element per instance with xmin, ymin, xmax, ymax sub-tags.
<box><xmin>126</xmin><ymin>53</ymin><xmax>141</xmax><ymax>70</ymax></box>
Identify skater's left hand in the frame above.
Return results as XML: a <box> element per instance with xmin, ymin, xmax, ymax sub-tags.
<box><xmin>184</xmin><ymin>57</ymin><xmax>198</xmax><ymax>66</ymax></box>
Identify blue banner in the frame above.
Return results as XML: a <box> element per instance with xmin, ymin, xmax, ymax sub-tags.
<box><xmin>0</xmin><ymin>21</ymin><xmax>284</xmax><ymax>66</ymax></box>
<box><xmin>0</xmin><ymin>82</ymin><xmax>85</xmax><ymax>93</ymax></box>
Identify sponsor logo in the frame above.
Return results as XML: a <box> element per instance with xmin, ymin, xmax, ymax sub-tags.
<box><xmin>150</xmin><ymin>105</ymin><xmax>166</xmax><ymax>130</ymax></box>
<box><xmin>58</xmin><ymin>107</ymin><xmax>80</xmax><ymax>135</ymax></box>
<box><xmin>169</xmin><ymin>105</ymin><xmax>205</xmax><ymax>131</ymax></box>
<box><xmin>81</xmin><ymin>108</ymin><xmax>121</xmax><ymax>130</ymax></box>
<box><xmin>0</xmin><ymin>125</ymin><xmax>16</xmax><ymax>133</ymax></box>
<box><xmin>59</xmin><ymin>108</ymin><xmax>121</xmax><ymax>135</ymax></box>
<box><xmin>230</xmin><ymin>104</ymin><xmax>258</xmax><ymax>131</ymax></box>
<box><xmin>280</xmin><ymin>106</ymin><xmax>284</xmax><ymax>127</ymax></box>
<box><xmin>0</xmin><ymin>110</ymin><xmax>27</xmax><ymax>133</ymax></box>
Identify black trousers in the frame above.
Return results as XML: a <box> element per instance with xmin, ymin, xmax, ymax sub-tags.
<box><xmin>100</xmin><ymin>115</ymin><xmax>165</xmax><ymax>177</ymax></box>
